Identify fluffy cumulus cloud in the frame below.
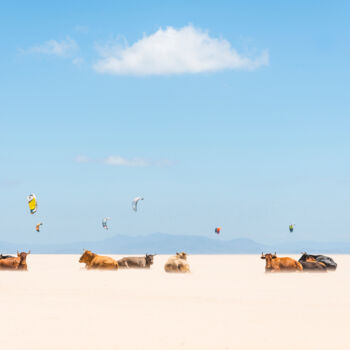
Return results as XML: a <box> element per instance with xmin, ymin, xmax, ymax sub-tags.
<box><xmin>93</xmin><ymin>25</ymin><xmax>269</xmax><ymax>76</ymax></box>
<box><xmin>25</xmin><ymin>37</ymin><xmax>78</xmax><ymax>57</ymax></box>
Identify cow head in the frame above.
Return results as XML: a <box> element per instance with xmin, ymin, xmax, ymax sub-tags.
<box><xmin>261</xmin><ymin>252</ymin><xmax>277</xmax><ymax>259</ymax></box>
<box><xmin>17</xmin><ymin>251</ymin><xmax>30</xmax><ymax>259</ymax></box>
<box><xmin>17</xmin><ymin>251</ymin><xmax>30</xmax><ymax>269</ymax></box>
<box><xmin>299</xmin><ymin>252</ymin><xmax>315</xmax><ymax>262</ymax></box>
<box><xmin>299</xmin><ymin>252</ymin><xmax>307</xmax><ymax>261</ymax></box>
<box><xmin>176</xmin><ymin>252</ymin><xmax>187</xmax><ymax>260</ymax></box>
<box><xmin>145</xmin><ymin>254</ymin><xmax>155</xmax><ymax>266</ymax></box>
<box><xmin>261</xmin><ymin>253</ymin><xmax>277</xmax><ymax>270</ymax></box>
<box><xmin>79</xmin><ymin>250</ymin><xmax>94</xmax><ymax>264</ymax></box>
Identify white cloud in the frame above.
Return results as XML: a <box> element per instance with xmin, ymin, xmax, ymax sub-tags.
<box><xmin>93</xmin><ymin>25</ymin><xmax>268</xmax><ymax>76</ymax></box>
<box><xmin>104</xmin><ymin>156</ymin><xmax>150</xmax><ymax>167</ymax></box>
<box><xmin>25</xmin><ymin>37</ymin><xmax>78</xmax><ymax>57</ymax></box>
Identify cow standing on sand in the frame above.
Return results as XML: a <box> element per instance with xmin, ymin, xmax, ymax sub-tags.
<box><xmin>117</xmin><ymin>254</ymin><xmax>156</xmax><ymax>269</ymax></box>
<box><xmin>164</xmin><ymin>252</ymin><xmax>190</xmax><ymax>273</ymax></box>
<box><xmin>261</xmin><ymin>253</ymin><xmax>303</xmax><ymax>272</ymax></box>
<box><xmin>79</xmin><ymin>250</ymin><xmax>119</xmax><ymax>270</ymax></box>
<box><xmin>0</xmin><ymin>251</ymin><xmax>30</xmax><ymax>270</ymax></box>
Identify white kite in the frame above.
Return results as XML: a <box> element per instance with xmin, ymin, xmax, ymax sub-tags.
<box><xmin>132</xmin><ymin>197</ymin><xmax>144</xmax><ymax>212</ymax></box>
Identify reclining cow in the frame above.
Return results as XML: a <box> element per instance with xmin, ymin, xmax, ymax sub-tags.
<box><xmin>117</xmin><ymin>254</ymin><xmax>156</xmax><ymax>269</ymax></box>
<box><xmin>79</xmin><ymin>250</ymin><xmax>119</xmax><ymax>270</ymax></box>
<box><xmin>299</xmin><ymin>253</ymin><xmax>337</xmax><ymax>270</ymax></box>
<box><xmin>299</xmin><ymin>260</ymin><xmax>327</xmax><ymax>272</ymax></box>
<box><xmin>164</xmin><ymin>252</ymin><xmax>190</xmax><ymax>273</ymax></box>
<box><xmin>0</xmin><ymin>251</ymin><xmax>30</xmax><ymax>270</ymax></box>
<box><xmin>261</xmin><ymin>253</ymin><xmax>303</xmax><ymax>272</ymax></box>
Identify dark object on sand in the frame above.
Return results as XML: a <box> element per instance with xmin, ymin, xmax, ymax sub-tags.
<box><xmin>299</xmin><ymin>260</ymin><xmax>327</xmax><ymax>272</ymax></box>
<box><xmin>299</xmin><ymin>253</ymin><xmax>337</xmax><ymax>270</ymax></box>
<box><xmin>117</xmin><ymin>254</ymin><xmax>156</xmax><ymax>269</ymax></box>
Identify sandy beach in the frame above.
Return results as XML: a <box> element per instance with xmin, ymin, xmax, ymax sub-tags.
<box><xmin>0</xmin><ymin>254</ymin><xmax>349</xmax><ymax>349</ymax></box>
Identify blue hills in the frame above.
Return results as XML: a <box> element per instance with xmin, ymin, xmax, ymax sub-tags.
<box><xmin>1</xmin><ymin>233</ymin><xmax>350</xmax><ymax>254</ymax></box>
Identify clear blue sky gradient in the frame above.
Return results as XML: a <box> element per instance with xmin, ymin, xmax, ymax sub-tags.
<box><xmin>1</xmin><ymin>1</ymin><xmax>350</xmax><ymax>244</ymax></box>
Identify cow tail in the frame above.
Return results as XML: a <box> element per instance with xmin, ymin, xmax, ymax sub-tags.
<box><xmin>296</xmin><ymin>261</ymin><xmax>303</xmax><ymax>271</ymax></box>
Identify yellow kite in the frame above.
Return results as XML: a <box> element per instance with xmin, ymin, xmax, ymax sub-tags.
<box><xmin>27</xmin><ymin>194</ymin><xmax>37</xmax><ymax>214</ymax></box>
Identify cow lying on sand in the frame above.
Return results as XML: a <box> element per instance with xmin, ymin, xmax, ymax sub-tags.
<box><xmin>261</xmin><ymin>253</ymin><xmax>303</xmax><ymax>272</ymax></box>
<box><xmin>0</xmin><ymin>251</ymin><xmax>30</xmax><ymax>270</ymax></box>
<box><xmin>299</xmin><ymin>253</ymin><xmax>337</xmax><ymax>270</ymax></box>
<box><xmin>79</xmin><ymin>250</ymin><xmax>119</xmax><ymax>270</ymax></box>
<box><xmin>164</xmin><ymin>252</ymin><xmax>190</xmax><ymax>273</ymax></box>
<box><xmin>117</xmin><ymin>254</ymin><xmax>156</xmax><ymax>269</ymax></box>
<box><xmin>299</xmin><ymin>260</ymin><xmax>327</xmax><ymax>272</ymax></box>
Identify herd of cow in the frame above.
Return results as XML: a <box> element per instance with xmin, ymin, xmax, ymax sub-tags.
<box><xmin>0</xmin><ymin>251</ymin><xmax>30</xmax><ymax>270</ymax></box>
<box><xmin>78</xmin><ymin>250</ymin><xmax>191</xmax><ymax>272</ymax></box>
<box><xmin>0</xmin><ymin>250</ymin><xmax>337</xmax><ymax>273</ymax></box>
<box><xmin>261</xmin><ymin>252</ymin><xmax>337</xmax><ymax>272</ymax></box>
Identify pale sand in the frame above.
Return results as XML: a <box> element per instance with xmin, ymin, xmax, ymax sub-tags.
<box><xmin>0</xmin><ymin>254</ymin><xmax>349</xmax><ymax>349</ymax></box>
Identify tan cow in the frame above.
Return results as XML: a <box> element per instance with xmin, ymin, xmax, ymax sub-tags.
<box><xmin>0</xmin><ymin>251</ymin><xmax>30</xmax><ymax>270</ymax></box>
<box><xmin>164</xmin><ymin>252</ymin><xmax>190</xmax><ymax>273</ymax></box>
<box><xmin>79</xmin><ymin>250</ymin><xmax>119</xmax><ymax>270</ymax></box>
<box><xmin>261</xmin><ymin>253</ymin><xmax>303</xmax><ymax>272</ymax></box>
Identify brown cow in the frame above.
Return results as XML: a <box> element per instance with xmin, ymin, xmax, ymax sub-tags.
<box><xmin>79</xmin><ymin>250</ymin><xmax>119</xmax><ymax>270</ymax></box>
<box><xmin>299</xmin><ymin>260</ymin><xmax>327</xmax><ymax>272</ymax></box>
<box><xmin>261</xmin><ymin>253</ymin><xmax>303</xmax><ymax>272</ymax></box>
<box><xmin>164</xmin><ymin>252</ymin><xmax>190</xmax><ymax>273</ymax></box>
<box><xmin>0</xmin><ymin>251</ymin><xmax>30</xmax><ymax>270</ymax></box>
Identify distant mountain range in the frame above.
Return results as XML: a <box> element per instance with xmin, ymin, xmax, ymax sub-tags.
<box><xmin>1</xmin><ymin>233</ymin><xmax>350</xmax><ymax>254</ymax></box>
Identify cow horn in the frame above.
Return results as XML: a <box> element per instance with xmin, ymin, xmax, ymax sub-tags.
<box><xmin>17</xmin><ymin>250</ymin><xmax>19</xmax><ymax>255</ymax></box>
<box><xmin>28</xmin><ymin>250</ymin><xmax>31</xmax><ymax>254</ymax></box>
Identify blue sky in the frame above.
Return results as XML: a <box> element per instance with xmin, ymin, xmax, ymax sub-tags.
<box><xmin>1</xmin><ymin>1</ymin><xmax>350</xmax><ymax>244</ymax></box>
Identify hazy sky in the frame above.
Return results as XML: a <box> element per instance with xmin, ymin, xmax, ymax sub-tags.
<box><xmin>1</xmin><ymin>1</ymin><xmax>350</xmax><ymax>244</ymax></box>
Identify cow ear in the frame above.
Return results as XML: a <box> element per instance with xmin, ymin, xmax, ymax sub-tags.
<box><xmin>261</xmin><ymin>256</ymin><xmax>266</xmax><ymax>259</ymax></box>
